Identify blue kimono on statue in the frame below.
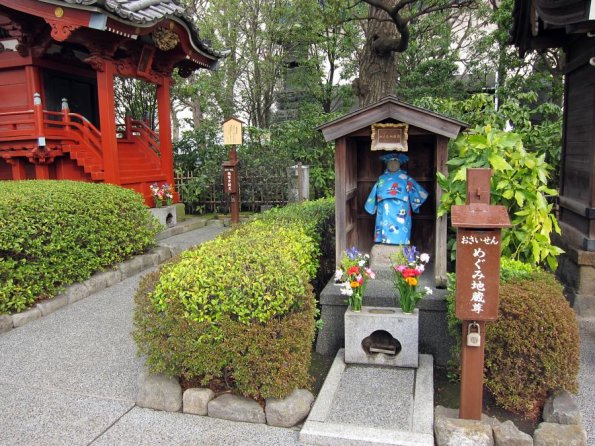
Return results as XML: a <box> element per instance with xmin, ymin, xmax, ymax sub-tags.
<box><xmin>364</xmin><ymin>153</ymin><xmax>429</xmax><ymax>245</ymax></box>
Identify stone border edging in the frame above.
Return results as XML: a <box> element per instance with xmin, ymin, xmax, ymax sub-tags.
<box><xmin>0</xmin><ymin>217</ymin><xmax>215</xmax><ymax>334</ymax></box>
<box><xmin>136</xmin><ymin>370</ymin><xmax>315</xmax><ymax>428</ymax></box>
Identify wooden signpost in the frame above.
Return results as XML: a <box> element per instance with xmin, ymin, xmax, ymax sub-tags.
<box><xmin>451</xmin><ymin>168</ymin><xmax>511</xmax><ymax>420</ymax></box>
<box><xmin>222</xmin><ymin>117</ymin><xmax>243</xmax><ymax>225</ymax></box>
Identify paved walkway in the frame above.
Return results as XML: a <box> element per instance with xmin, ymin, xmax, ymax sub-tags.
<box><xmin>0</xmin><ymin>222</ymin><xmax>593</xmax><ymax>445</ymax></box>
<box><xmin>0</xmin><ymin>223</ymin><xmax>301</xmax><ymax>446</ymax></box>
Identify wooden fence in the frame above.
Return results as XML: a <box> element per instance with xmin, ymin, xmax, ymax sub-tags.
<box><xmin>175</xmin><ymin>166</ymin><xmax>290</xmax><ymax>214</ymax></box>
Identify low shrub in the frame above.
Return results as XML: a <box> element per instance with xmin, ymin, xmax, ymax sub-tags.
<box><xmin>484</xmin><ymin>270</ymin><xmax>579</xmax><ymax>418</ymax></box>
<box><xmin>134</xmin><ymin>198</ymin><xmax>334</xmax><ymax>400</ymax></box>
<box><xmin>0</xmin><ymin>180</ymin><xmax>161</xmax><ymax>314</ymax></box>
<box><xmin>445</xmin><ymin>259</ymin><xmax>580</xmax><ymax>418</ymax></box>
<box><xmin>256</xmin><ymin>198</ymin><xmax>335</xmax><ymax>291</ymax></box>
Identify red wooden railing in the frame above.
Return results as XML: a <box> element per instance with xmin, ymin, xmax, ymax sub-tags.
<box><xmin>0</xmin><ymin>94</ymin><xmax>165</xmax><ymax>190</ymax></box>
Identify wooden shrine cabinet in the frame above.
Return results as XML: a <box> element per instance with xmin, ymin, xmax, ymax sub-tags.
<box><xmin>318</xmin><ymin>96</ymin><xmax>467</xmax><ymax>286</ymax></box>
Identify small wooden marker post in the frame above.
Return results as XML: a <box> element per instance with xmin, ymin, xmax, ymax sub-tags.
<box><xmin>222</xmin><ymin>117</ymin><xmax>243</xmax><ymax>225</ymax></box>
<box><xmin>451</xmin><ymin>168</ymin><xmax>511</xmax><ymax>420</ymax></box>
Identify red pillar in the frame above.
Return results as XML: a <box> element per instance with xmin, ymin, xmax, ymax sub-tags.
<box><xmin>34</xmin><ymin>164</ymin><xmax>50</xmax><ymax>179</ymax></box>
<box><xmin>156</xmin><ymin>77</ymin><xmax>176</xmax><ymax>196</ymax></box>
<box><xmin>96</xmin><ymin>59</ymin><xmax>120</xmax><ymax>185</ymax></box>
<box><xmin>9</xmin><ymin>158</ymin><xmax>27</xmax><ymax>180</ymax></box>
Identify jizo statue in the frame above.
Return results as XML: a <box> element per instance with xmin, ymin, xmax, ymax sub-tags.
<box><xmin>364</xmin><ymin>153</ymin><xmax>429</xmax><ymax>245</ymax></box>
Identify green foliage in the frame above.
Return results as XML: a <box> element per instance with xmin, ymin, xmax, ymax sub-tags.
<box><xmin>414</xmin><ymin>93</ymin><xmax>563</xmax><ymax>176</ymax></box>
<box><xmin>0</xmin><ymin>180</ymin><xmax>160</xmax><ymax>314</ymax></box>
<box><xmin>436</xmin><ymin>124</ymin><xmax>563</xmax><ymax>269</ymax></box>
<box><xmin>134</xmin><ymin>199</ymin><xmax>334</xmax><ymax>400</ymax></box>
<box><xmin>174</xmin><ymin>107</ymin><xmax>337</xmax><ymax>212</ymax></box>
<box><xmin>485</xmin><ymin>270</ymin><xmax>579</xmax><ymax>418</ymax></box>
<box><xmin>445</xmin><ymin>262</ymin><xmax>579</xmax><ymax>418</ymax></box>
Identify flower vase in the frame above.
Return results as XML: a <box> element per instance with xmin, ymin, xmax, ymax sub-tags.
<box><xmin>154</xmin><ymin>199</ymin><xmax>163</xmax><ymax>208</ymax></box>
<box><xmin>166</xmin><ymin>199</ymin><xmax>173</xmax><ymax>206</ymax></box>
<box><xmin>349</xmin><ymin>288</ymin><xmax>363</xmax><ymax>312</ymax></box>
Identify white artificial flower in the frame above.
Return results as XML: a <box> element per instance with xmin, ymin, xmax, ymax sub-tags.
<box><xmin>424</xmin><ymin>286</ymin><xmax>433</xmax><ymax>295</ymax></box>
<box><xmin>340</xmin><ymin>283</ymin><xmax>353</xmax><ymax>296</ymax></box>
<box><xmin>358</xmin><ymin>260</ymin><xmax>365</xmax><ymax>267</ymax></box>
<box><xmin>420</xmin><ymin>253</ymin><xmax>430</xmax><ymax>263</ymax></box>
<box><xmin>334</xmin><ymin>269</ymin><xmax>343</xmax><ymax>281</ymax></box>
<box><xmin>417</xmin><ymin>264</ymin><xmax>425</xmax><ymax>273</ymax></box>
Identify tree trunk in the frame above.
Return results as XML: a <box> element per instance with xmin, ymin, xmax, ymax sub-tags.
<box><xmin>353</xmin><ymin>6</ymin><xmax>399</xmax><ymax>107</ymax></box>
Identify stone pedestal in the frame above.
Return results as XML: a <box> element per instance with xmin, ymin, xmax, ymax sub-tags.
<box><xmin>370</xmin><ymin>243</ymin><xmax>401</xmax><ymax>270</ymax></box>
<box><xmin>345</xmin><ymin>306</ymin><xmax>419</xmax><ymax>368</ymax></box>
<box><xmin>149</xmin><ymin>205</ymin><xmax>177</xmax><ymax>228</ymax></box>
<box><xmin>316</xmin><ymin>278</ymin><xmax>454</xmax><ymax>366</ymax></box>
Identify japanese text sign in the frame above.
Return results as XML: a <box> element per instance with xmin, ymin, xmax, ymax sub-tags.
<box><xmin>223</xmin><ymin>163</ymin><xmax>237</xmax><ymax>194</ymax></box>
<box><xmin>223</xmin><ymin>117</ymin><xmax>243</xmax><ymax>146</ymax></box>
<box><xmin>455</xmin><ymin>229</ymin><xmax>502</xmax><ymax>321</ymax></box>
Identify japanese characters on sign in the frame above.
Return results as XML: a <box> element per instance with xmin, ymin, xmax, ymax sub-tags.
<box><xmin>223</xmin><ymin>118</ymin><xmax>243</xmax><ymax>146</ymax></box>
<box><xmin>455</xmin><ymin>229</ymin><xmax>502</xmax><ymax>321</ymax></box>
<box><xmin>223</xmin><ymin>164</ymin><xmax>237</xmax><ymax>194</ymax></box>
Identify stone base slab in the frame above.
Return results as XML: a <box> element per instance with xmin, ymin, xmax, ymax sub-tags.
<box><xmin>300</xmin><ymin>350</ymin><xmax>434</xmax><ymax>446</ymax></box>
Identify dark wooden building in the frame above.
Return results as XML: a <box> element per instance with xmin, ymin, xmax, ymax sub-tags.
<box><xmin>318</xmin><ymin>96</ymin><xmax>467</xmax><ymax>286</ymax></box>
<box><xmin>0</xmin><ymin>0</ymin><xmax>220</xmax><ymax>204</ymax></box>
<box><xmin>511</xmin><ymin>0</ymin><xmax>595</xmax><ymax>311</ymax></box>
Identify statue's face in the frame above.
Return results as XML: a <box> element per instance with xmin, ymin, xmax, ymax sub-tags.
<box><xmin>387</xmin><ymin>159</ymin><xmax>400</xmax><ymax>172</ymax></box>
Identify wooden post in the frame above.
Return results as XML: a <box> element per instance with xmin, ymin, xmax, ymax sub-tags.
<box><xmin>33</xmin><ymin>93</ymin><xmax>45</xmax><ymax>148</ymax></box>
<box><xmin>451</xmin><ymin>168</ymin><xmax>511</xmax><ymax>420</ymax></box>
<box><xmin>96</xmin><ymin>59</ymin><xmax>120</xmax><ymax>184</ymax></box>
<box><xmin>228</xmin><ymin>146</ymin><xmax>240</xmax><ymax>224</ymax></box>
<box><xmin>435</xmin><ymin>135</ymin><xmax>448</xmax><ymax>287</ymax></box>
<box><xmin>222</xmin><ymin>118</ymin><xmax>243</xmax><ymax>225</ymax></box>
<box><xmin>34</xmin><ymin>164</ymin><xmax>50</xmax><ymax>179</ymax></box>
<box><xmin>335</xmin><ymin>137</ymin><xmax>347</xmax><ymax>267</ymax></box>
<box><xmin>8</xmin><ymin>158</ymin><xmax>27</xmax><ymax>180</ymax></box>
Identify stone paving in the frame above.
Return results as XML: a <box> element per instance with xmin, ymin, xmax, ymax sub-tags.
<box><xmin>0</xmin><ymin>218</ymin><xmax>594</xmax><ymax>445</ymax></box>
<box><xmin>0</xmin><ymin>222</ymin><xmax>300</xmax><ymax>446</ymax></box>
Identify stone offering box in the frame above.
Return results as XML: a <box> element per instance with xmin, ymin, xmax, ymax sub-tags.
<box><xmin>318</xmin><ymin>96</ymin><xmax>467</xmax><ymax>286</ymax></box>
<box><xmin>345</xmin><ymin>307</ymin><xmax>419</xmax><ymax>368</ymax></box>
<box><xmin>149</xmin><ymin>205</ymin><xmax>177</xmax><ymax>228</ymax></box>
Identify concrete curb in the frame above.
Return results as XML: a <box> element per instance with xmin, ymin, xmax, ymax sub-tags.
<box><xmin>0</xmin><ymin>218</ymin><xmax>213</xmax><ymax>334</ymax></box>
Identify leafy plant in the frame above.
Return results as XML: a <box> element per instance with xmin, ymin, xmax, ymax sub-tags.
<box><xmin>437</xmin><ymin>124</ymin><xmax>563</xmax><ymax>270</ymax></box>
<box><xmin>133</xmin><ymin>198</ymin><xmax>334</xmax><ymax>400</ymax></box>
<box><xmin>0</xmin><ymin>180</ymin><xmax>160</xmax><ymax>314</ymax></box>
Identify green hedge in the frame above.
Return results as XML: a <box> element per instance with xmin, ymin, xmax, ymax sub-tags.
<box><xmin>134</xmin><ymin>198</ymin><xmax>335</xmax><ymax>400</ymax></box>
<box><xmin>0</xmin><ymin>180</ymin><xmax>161</xmax><ymax>314</ymax></box>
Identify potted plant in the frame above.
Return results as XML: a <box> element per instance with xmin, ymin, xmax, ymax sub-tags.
<box><xmin>392</xmin><ymin>246</ymin><xmax>432</xmax><ymax>313</ymax></box>
<box><xmin>335</xmin><ymin>247</ymin><xmax>375</xmax><ymax>311</ymax></box>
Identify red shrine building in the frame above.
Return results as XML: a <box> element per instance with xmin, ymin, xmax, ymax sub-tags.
<box><xmin>0</xmin><ymin>0</ymin><xmax>220</xmax><ymax>203</ymax></box>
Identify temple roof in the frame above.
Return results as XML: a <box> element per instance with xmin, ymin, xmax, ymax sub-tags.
<box><xmin>317</xmin><ymin>96</ymin><xmax>468</xmax><ymax>141</ymax></box>
<box><xmin>39</xmin><ymin>0</ymin><xmax>222</xmax><ymax>61</ymax></box>
<box><xmin>510</xmin><ymin>0</ymin><xmax>595</xmax><ymax>56</ymax></box>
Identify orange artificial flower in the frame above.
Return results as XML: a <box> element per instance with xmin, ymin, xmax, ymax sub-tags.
<box><xmin>405</xmin><ymin>277</ymin><xmax>418</xmax><ymax>286</ymax></box>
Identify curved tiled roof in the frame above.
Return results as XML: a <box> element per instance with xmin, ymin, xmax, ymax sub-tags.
<box><xmin>45</xmin><ymin>0</ymin><xmax>221</xmax><ymax>60</ymax></box>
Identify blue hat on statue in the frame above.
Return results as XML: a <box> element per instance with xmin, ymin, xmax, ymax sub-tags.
<box><xmin>380</xmin><ymin>153</ymin><xmax>409</xmax><ymax>164</ymax></box>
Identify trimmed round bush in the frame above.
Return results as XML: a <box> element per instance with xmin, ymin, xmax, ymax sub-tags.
<box><xmin>134</xmin><ymin>201</ymin><xmax>332</xmax><ymax>400</ymax></box>
<box><xmin>0</xmin><ymin>180</ymin><xmax>161</xmax><ymax>314</ymax></box>
<box><xmin>484</xmin><ymin>269</ymin><xmax>579</xmax><ymax>419</ymax></box>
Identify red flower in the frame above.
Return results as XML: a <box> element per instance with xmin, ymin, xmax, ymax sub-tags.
<box><xmin>402</xmin><ymin>268</ymin><xmax>421</xmax><ymax>278</ymax></box>
<box><xmin>348</xmin><ymin>266</ymin><xmax>360</xmax><ymax>275</ymax></box>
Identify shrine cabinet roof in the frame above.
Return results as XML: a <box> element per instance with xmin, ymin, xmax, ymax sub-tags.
<box><xmin>317</xmin><ymin>96</ymin><xmax>468</xmax><ymax>142</ymax></box>
<box><xmin>511</xmin><ymin>0</ymin><xmax>595</xmax><ymax>56</ymax></box>
<box><xmin>35</xmin><ymin>0</ymin><xmax>222</xmax><ymax>62</ymax></box>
